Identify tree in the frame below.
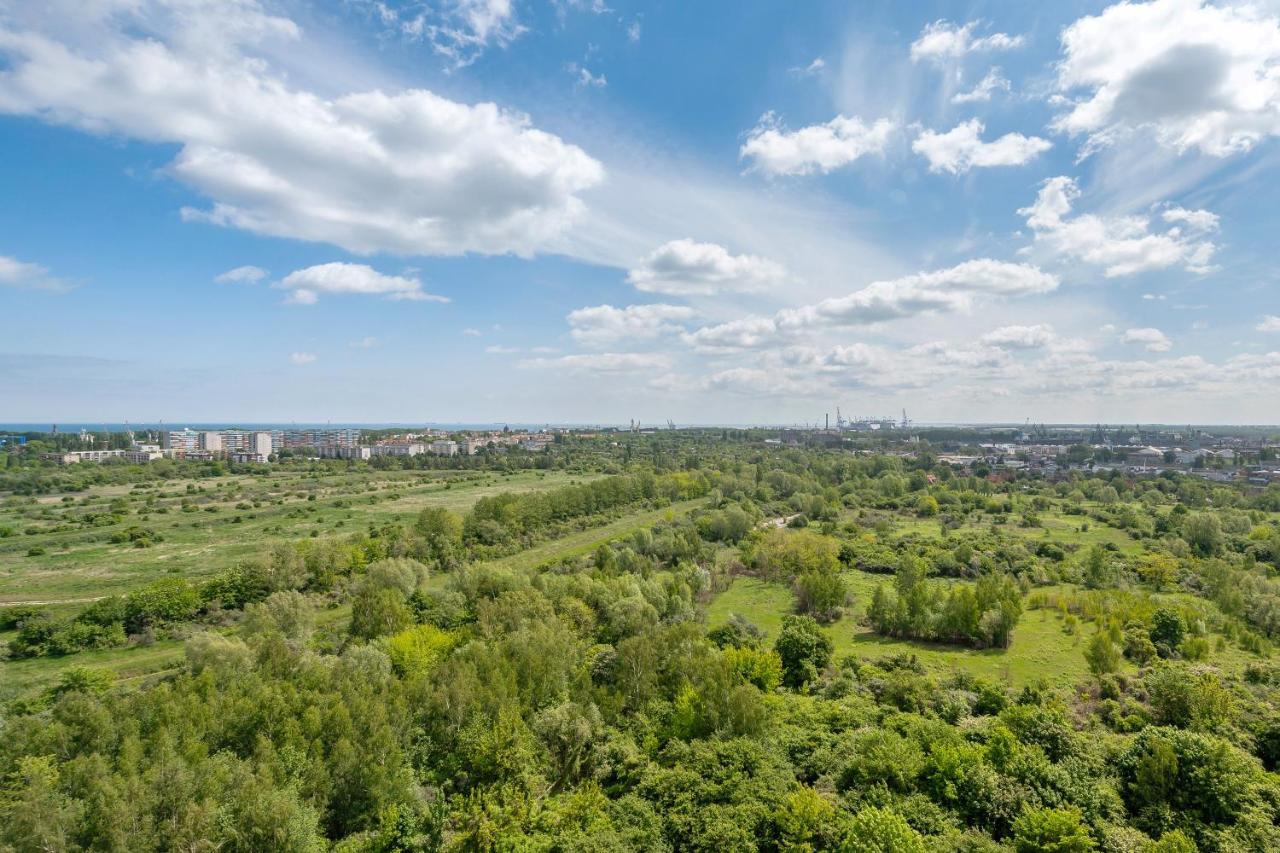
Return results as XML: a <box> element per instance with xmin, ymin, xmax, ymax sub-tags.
<box><xmin>794</xmin><ymin>570</ymin><xmax>848</xmax><ymax>623</ymax></box>
<box><xmin>1082</xmin><ymin>545</ymin><xmax>1117</xmax><ymax>589</ymax></box>
<box><xmin>755</xmin><ymin>529</ymin><xmax>841</xmax><ymax>581</ymax></box>
<box><xmin>1137</xmin><ymin>553</ymin><xmax>1179</xmax><ymax>591</ymax></box>
<box><xmin>1183</xmin><ymin>512</ymin><xmax>1223</xmax><ymax>557</ymax></box>
<box><xmin>1085</xmin><ymin>630</ymin><xmax>1121</xmax><ymax>677</ymax></box>
<box><xmin>1011</xmin><ymin>806</ymin><xmax>1094</xmax><ymax>852</ymax></box>
<box><xmin>840</xmin><ymin>807</ymin><xmax>925</xmax><ymax>853</ymax></box>
<box><xmin>1148</xmin><ymin>608</ymin><xmax>1185</xmax><ymax>658</ymax></box>
<box><xmin>774</xmin><ymin>615</ymin><xmax>833</xmax><ymax>689</ymax></box>
<box><xmin>349</xmin><ymin>587</ymin><xmax>413</xmax><ymax>641</ymax></box>
<box><xmin>414</xmin><ymin>507</ymin><xmax>464</xmax><ymax>568</ymax></box>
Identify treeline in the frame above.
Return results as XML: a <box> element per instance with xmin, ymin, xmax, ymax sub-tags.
<box><xmin>867</xmin><ymin>556</ymin><xmax>1023</xmax><ymax>649</ymax></box>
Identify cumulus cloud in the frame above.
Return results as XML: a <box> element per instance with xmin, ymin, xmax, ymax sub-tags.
<box><xmin>626</xmin><ymin>239</ymin><xmax>787</xmax><ymax>295</ymax></box>
<box><xmin>777</xmin><ymin>259</ymin><xmax>1058</xmax><ymax>329</ymax></box>
<box><xmin>0</xmin><ymin>255</ymin><xmax>70</xmax><ymax>292</ymax></box>
<box><xmin>1122</xmin><ymin>327</ymin><xmax>1173</xmax><ymax>352</ymax></box>
<box><xmin>0</xmin><ymin>0</ymin><xmax>603</xmax><ymax>258</ymax></box>
<box><xmin>911</xmin><ymin>20</ymin><xmax>1025</xmax><ymax>64</ymax></box>
<box><xmin>1258</xmin><ymin>315</ymin><xmax>1280</xmax><ymax>333</ymax></box>
<box><xmin>681</xmin><ymin>316</ymin><xmax>780</xmax><ymax>352</ymax></box>
<box><xmin>350</xmin><ymin>336</ymin><xmax>379</xmax><ymax>348</ymax></box>
<box><xmin>951</xmin><ymin>68</ymin><xmax>1011</xmax><ymax>104</ymax></box>
<box><xmin>289</xmin><ymin>352</ymin><xmax>316</xmax><ymax>365</ymax></box>
<box><xmin>517</xmin><ymin>352</ymin><xmax>674</xmax><ymax>372</ymax></box>
<box><xmin>276</xmin><ymin>263</ymin><xmax>449</xmax><ymax>305</ymax></box>
<box><xmin>214</xmin><ymin>265</ymin><xmax>267</xmax><ymax>284</ymax></box>
<box><xmin>740</xmin><ymin>113</ymin><xmax>894</xmax><ymax>176</ymax></box>
<box><xmin>1053</xmin><ymin>0</ymin><xmax>1280</xmax><ymax>156</ymax></box>
<box><xmin>567</xmin><ymin>303</ymin><xmax>694</xmax><ymax>346</ymax></box>
<box><xmin>913</xmin><ymin>120</ymin><xmax>1051</xmax><ymax>174</ymax></box>
<box><xmin>1019</xmin><ymin>177</ymin><xmax>1217</xmax><ymax>277</ymax></box>
<box><xmin>980</xmin><ymin>324</ymin><xmax>1056</xmax><ymax>349</ymax></box>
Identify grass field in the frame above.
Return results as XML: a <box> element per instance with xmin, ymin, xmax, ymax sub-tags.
<box><xmin>0</xmin><ymin>478</ymin><xmax>707</xmax><ymax>701</ymax></box>
<box><xmin>0</xmin><ymin>469</ymin><xmax>590</xmax><ymax>605</ymax></box>
<box><xmin>886</xmin><ymin>505</ymin><xmax>1145</xmax><ymax>554</ymax></box>
<box><xmin>706</xmin><ymin>569</ymin><xmax>1255</xmax><ymax>688</ymax></box>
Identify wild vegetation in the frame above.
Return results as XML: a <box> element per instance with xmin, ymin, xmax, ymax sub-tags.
<box><xmin>2</xmin><ymin>431</ymin><xmax>1280</xmax><ymax>850</ymax></box>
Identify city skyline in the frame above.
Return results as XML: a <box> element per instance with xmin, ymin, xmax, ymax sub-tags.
<box><xmin>3</xmin><ymin>0</ymin><xmax>1280</xmax><ymax>423</ymax></box>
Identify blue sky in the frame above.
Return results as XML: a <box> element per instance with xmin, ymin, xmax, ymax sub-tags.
<box><xmin>2</xmin><ymin>0</ymin><xmax>1279</xmax><ymax>424</ymax></box>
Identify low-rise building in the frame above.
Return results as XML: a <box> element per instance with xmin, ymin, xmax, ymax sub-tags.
<box><xmin>42</xmin><ymin>449</ymin><xmax>127</xmax><ymax>465</ymax></box>
<box><xmin>371</xmin><ymin>443</ymin><xmax>424</xmax><ymax>457</ymax></box>
<box><xmin>429</xmin><ymin>439</ymin><xmax>458</xmax><ymax>456</ymax></box>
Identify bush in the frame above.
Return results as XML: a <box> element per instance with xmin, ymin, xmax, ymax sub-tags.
<box><xmin>841</xmin><ymin>807</ymin><xmax>926</xmax><ymax>853</ymax></box>
<box><xmin>793</xmin><ymin>570</ymin><xmax>848</xmax><ymax>623</ymax></box>
<box><xmin>124</xmin><ymin>578</ymin><xmax>201</xmax><ymax>633</ymax></box>
<box><xmin>1010</xmin><ymin>806</ymin><xmax>1093</xmax><ymax>852</ymax></box>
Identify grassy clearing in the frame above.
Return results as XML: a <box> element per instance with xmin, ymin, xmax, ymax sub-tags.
<box><xmin>887</xmin><ymin>506</ymin><xmax>1143</xmax><ymax>554</ymax></box>
<box><xmin>1</xmin><ymin>637</ymin><xmax>188</xmax><ymax>702</ymax></box>
<box><xmin>485</xmin><ymin>498</ymin><xmax>706</xmax><ymax>573</ymax></box>
<box><xmin>0</xmin><ymin>494</ymin><xmax>707</xmax><ymax>701</ymax></box>
<box><xmin>0</xmin><ymin>470</ymin><xmax>586</xmax><ymax>604</ymax></box>
<box><xmin>706</xmin><ymin>569</ymin><xmax>1254</xmax><ymax>688</ymax></box>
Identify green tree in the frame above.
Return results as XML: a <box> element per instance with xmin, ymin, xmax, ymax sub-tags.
<box><xmin>774</xmin><ymin>615</ymin><xmax>833</xmax><ymax>689</ymax></box>
<box><xmin>1011</xmin><ymin>806</ymin><xmax>1094</xmax><ymax>852</ymax></box>
<box><xmin>1183</xmin><ymin>512</ymin><xmax>1223</xmax><ymax>556</ymax></box>
<box><xmin>840</xmin><ymin>807</ymin><xmax>926</xmax><ymax>853</ymax></box>
<box><xmin>1085</xmin><ymin>630</ymin><xmax>1121</xmax><ymax>677</ymax></box>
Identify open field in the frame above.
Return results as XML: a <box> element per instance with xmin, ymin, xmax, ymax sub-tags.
<box><xmin>0</xmin><ymin>469</ymin><xmax>590</xmax><ymax>605</ymax></box>
<box><xmin>884</xmin><ymin>504</ymin><xmax>1147</xmax><ymax>554</ymax></box>
<box><xmin>0</xmin><ymin>487</ymin><xmax>708</xmax><ymax>701</ymax></box>
<box><xmin>706</xmin><ymin>569</ymin><xmax>1256</xmax><ymax>688</ymax></box>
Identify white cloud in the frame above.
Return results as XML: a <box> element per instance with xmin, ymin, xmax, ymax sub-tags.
<box><xmin>1258</xmin><ymin>315</ymin><xmax>1280</xmax><ymax>333</ymax></box>
<box><xmin>626</xmin><ymin>20</ymin><xmax>641</xmax><ymax>42</ymax></box>
<box><xmin>397</xmin><ymin>0</ymin><xmax>526</xmax><ymax>68</ymax></box>
<box><xmin>518</xmin><ymin>352</ymin><xmax>673</xmax><ymax>372</ymax></box>
<box><xmin>681</xmin><ymin>316</ymin><xmax>780</xmax><ymax>352</ymax></box>
<box><xmin>980</xmin><ymin>324</ymin><xmax>1056</xmax><ymax>349</ymax></box>
<box><xmin>790</xmin><ymin>57</ymin><xmax>825</xmax><ymax>77</ymax></box>
<box><xmin>462</xmin><ymin>328</ymin><xmax>483</xmax><ymax>336</ymax></box>
<box><xmin>567</xmin><ymin>62</ymin><xmax>607</xmax><ymax>88</ymax></box>
<box><xmin>951</xmin><ymin>68</ymin><xmax>1011</xmax><ymax>104</ymax></box>
<box><xmin>913</xmin><ymin>120</ymin><xmax>1051</xmax><ymax>174</ymax></box>
<box><xmin>0</xmin><ymin>255</ymin><xmax>70</xmax><ymax>292</ymax></box>
<box><xmin>1019</xmin><ymin>177</ymin><xmax>1217</xmax><ymax>277</ymax></box>
<box><xmin>778</xmin><ymin>259</ymin><xmax>1058</xmax><ymax>328</ymax></box>
<box><xmin>350</xmin><ymin>336</ymin><xmax>379</xmax><ymax>348</ymax></box>
<box><xmin>0</xmin><ymin>1</ymin><xmax>603</xmax><ymax>258</ymax></box>
<box><xmin>1054</xmin><ymin>0</ymin><xmax>1280</xmax><ymax>157</ymax></box>
<box><xmin>566</xmin><ymin>303</ymin><xmax>694</xmax><ymax>346</ymax></box>
<box><xmin>276</xmin><ymin>263</ymin><xmax>449</xmax><ymax>305</ymax></box>
<box><xmin>626</xmin><ymin>239</ymin><xmax>787</xmax><ymax>295</ymax></box>
<box><xmin>911</xmin><ymin>20</ymin><xmax>1025</xmax><ymax>64</ymax></box>
<box><xmin>740</xmin><ymin>113</ymin><xmax>894</xmax><ymax>176</ymax></box>
<box><xmin>289</xmin><ymin>352</ymin><xmax>317</xmax><ymax>365</ymax></box>
<box><xmin>485</xmin><ymin>344</ymin><xmax>521</xmax><ymax>354</ymax></box>
<box><xmin>214</xmin><ymin>265</ymin><xmax>267</xmax><ymax>284</ymax></box>
<box><xmin>1161</xmin><ymin>206</ymin><xmax>1220</xmax><ymax>232</ymax></box>
<box><xmin>1122</xmin><ymin>327</ymin><xmax>1173</xmax><ymax>352</ymax></box>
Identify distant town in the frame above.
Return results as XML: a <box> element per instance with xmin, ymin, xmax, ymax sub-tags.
<box><xmin>2</xmin><ymin>418</ymin><xmax>1277</xmax><ymax>486</ymax></box>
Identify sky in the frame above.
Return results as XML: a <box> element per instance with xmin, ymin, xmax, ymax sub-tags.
<box><xmin>2</xmin><ymin>0</ymin><xmax>1280</xmax><ymax>426</ymax></box>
